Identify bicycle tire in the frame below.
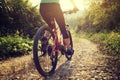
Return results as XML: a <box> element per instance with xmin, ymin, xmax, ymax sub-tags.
<box><xmin>33</xmin><ymin>26</ymin><xmax>58</xmax><ymax>77</ymax></box>
<box><xmin>65</xmin><ymin>30</ymin><xmax>74</xmax><ymax>60</ymax></box>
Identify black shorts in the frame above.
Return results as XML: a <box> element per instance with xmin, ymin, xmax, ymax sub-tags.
<box><xmin>40</xmin><ymin>3</ymin><xmax>69</xmax><ymax>39</ymax></box>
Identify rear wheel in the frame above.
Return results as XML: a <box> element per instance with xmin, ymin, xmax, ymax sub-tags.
<box><xmin>33</xmin><ymin>26</ymin><xmax>58</xmax><ymax>77</ymax></box>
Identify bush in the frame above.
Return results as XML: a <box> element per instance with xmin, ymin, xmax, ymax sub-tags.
<box><xmin>103</xmin><ymin>32</ymin><xmax>120</xmax><ymax>55</ymax></box>
<box><xmin>0</xmin><ymin>34</ymin><xmax>33</xmax><ymax>60</ymax></box>
<box><xmin>87</xmin><ymin>32</ymin><xmax>120</xmax><ymax>55</ymax></box>
<box><xmin>0</xmin><ymin>0</ymin><xmax>44</xmax><ymax>38</ymax></box>
<box><xmin>88</xmin><ymin>33</ymin><xmax>108</xmax><ymax>43</ymax></box>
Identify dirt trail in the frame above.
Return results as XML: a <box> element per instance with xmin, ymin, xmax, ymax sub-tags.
<box><xmin>0</xmin><ymin>37</ymin><xmax>120</xmax><ymax>80</ymax></box>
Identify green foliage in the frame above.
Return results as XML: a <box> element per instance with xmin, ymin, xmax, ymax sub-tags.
<box><xmin>88</xmin><ymin>33</ymin><xmax>108</xmax><ymax>43</ymax></box>
<box><xmin>0</xmin><ymin>33</ymin><xmax>33</xmax><ymax>60</ymax></box>
<box><xmin>0</xmin><ymin>0</ymin><xmax>44</xmax><ymax>38</ymax></box>
<box><xmin>103</xmin><ymin>32</ymin><xmax>120</xmax><ymax>54</ymax></box>
<box><xmin>88</xmin><ymin>32</ymin><xmax>120</xmax><ymax>55</ymax></box>
<box><xmin>75</xmin><ymin>0</ymin><xmax>120</xmax><ymax>33</ymax></box>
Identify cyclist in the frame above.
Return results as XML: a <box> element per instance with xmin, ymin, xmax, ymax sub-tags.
<box><xmin>40</xmin><ymin>0</ymin><xmax>78</xmax><ymax>54</ymax></box>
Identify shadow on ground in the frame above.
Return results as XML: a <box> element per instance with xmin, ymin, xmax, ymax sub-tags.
<box><xmin>45</xmin><ymin>60</ymin><xmax>72</xmax><ymax>80</ymax></box>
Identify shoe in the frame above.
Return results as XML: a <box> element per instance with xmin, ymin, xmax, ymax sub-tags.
<box><xmin>63</xmin><ymin>38</ymin><xmax>74</xmax><ymax>55</ymax></box>
<box><xmin>60</xmin><ymin>45</ymin><xmax>66</xmax><ymax>55</ymax></box>
<box><xmin>66</xmin><ymin>47</ymin><xmax>74</xmax><ymax>55</ymax></box>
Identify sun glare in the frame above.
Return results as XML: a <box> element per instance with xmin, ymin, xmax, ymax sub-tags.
<box><xmin>60</xmin><ymin>0</ymin><xmax>90</xmax><ymax>11</ymax></box>
<box><xmin>29</xmin><ymin>0</ymin><xmax>40</xmax><ymax>6</ymax></box>
<box><xmin>29</xmin><ymin>0</ymin><xmax>90</xmax><ymax>11</ymax></box>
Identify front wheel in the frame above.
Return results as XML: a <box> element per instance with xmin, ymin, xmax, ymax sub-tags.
<box><xmin>65</xmin><ymin>30</ymin><xmax>74</xmax><ymax>60</ymax></box>
<box><xmin>33</xmin><ymin>26</ymin><xmax>58</xmax><ymax>77</ymax></box>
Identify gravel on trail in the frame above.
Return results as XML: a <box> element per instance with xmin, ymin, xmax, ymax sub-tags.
<box><xmin>0</xmin><ymin>38</ymin><xmax>120</xmax><ymax>80</ymax></box>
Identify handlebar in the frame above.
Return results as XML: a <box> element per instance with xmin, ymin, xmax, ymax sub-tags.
<box><xmin>63</xmin><ymin>8</ymin><xmax>79</xmax><ymax>14</ymax></box>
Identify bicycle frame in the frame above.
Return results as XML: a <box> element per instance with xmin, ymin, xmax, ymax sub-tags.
<box><xmin>51</xmin><ymin>26</ymin><xmax>63</xmax><ymax>53</ymax></box>
<box><xmin>33</xmin><ymin>21</ymin><xmax>73</xmax><ymax>77</ymax></box>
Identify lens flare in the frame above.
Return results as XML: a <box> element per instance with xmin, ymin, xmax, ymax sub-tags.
<box><xmin>29</xmin><ymin>0</ymin><xmax>90</xmax><ymax>11</ymax></box>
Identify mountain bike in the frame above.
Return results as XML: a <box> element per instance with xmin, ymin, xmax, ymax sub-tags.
<box><xmin>33</xmin><ymin>12</ymin><xmax>75</xmax><ymax>77</ymax></box>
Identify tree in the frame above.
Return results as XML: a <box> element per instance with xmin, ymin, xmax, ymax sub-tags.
<box><xmin>0</xmin><ymin>0</ymin><xmax>44</xmax><ymax>38</ymax></box>
<box><xmin>75</xmin><ymin>0</ymin><xmax>120</xmax><ymax>33</ymax></box>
